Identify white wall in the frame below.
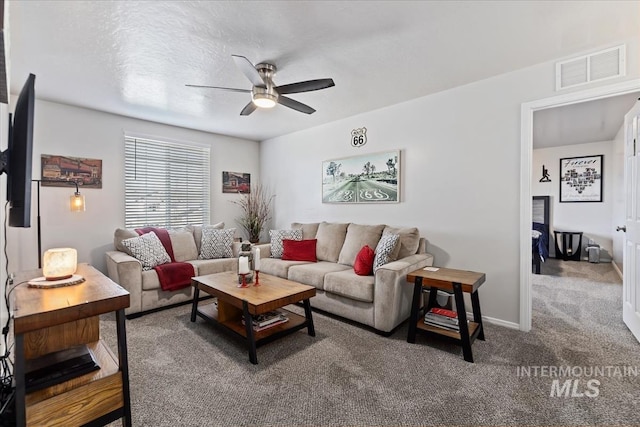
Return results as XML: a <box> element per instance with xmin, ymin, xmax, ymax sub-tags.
<box><xmin>5</xmin><ymin>99</ymin><xmax>260</xmax><ymax>276</ymax></box>
<box><xmin>532</xmin><ymin>141</ymin><xmax>614</xmax><ymax>260</ymax></box>
<box><xmin>261</xmin><ymin>38</ymin><xmax>640</xmax><ymax>326</ymax></box>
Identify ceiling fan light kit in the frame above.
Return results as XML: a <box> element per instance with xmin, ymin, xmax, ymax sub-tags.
<box><xmin>186</xmin><ymin>55</ymin><xmax>335</xmax><ymax>116</ymax></box>
<box><xmin>252</xmin><ymin>87</ymin><xmax>278</xmax><ymax>109</ymax></box>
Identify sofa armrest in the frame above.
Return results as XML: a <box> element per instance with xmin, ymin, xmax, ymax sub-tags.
<box><xmin>105</xmin><ymin>250</ymin><xmax>143</xmax><ymax>316</ymax></box>
<box><xmin>373</xmin><ymin>253</ymin><xmax>434</xmax><ymax>332</ymax></box>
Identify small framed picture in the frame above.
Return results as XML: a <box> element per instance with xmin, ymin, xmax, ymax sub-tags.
<box><xmin>222</xmin><ymin>171</ymin><xmax>250</xmax><ymax>193</ymax></box>
<box><xmin>41</xmin><ymin>155</ymin><xmax>103</xmax><ymax>189</ymax></box>
<box><xmin>559</xmin><ymin>155</ymin><xmax>603</xmax><ymax>202</ymax></box>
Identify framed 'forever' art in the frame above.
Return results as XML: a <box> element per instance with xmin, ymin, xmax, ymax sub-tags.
<box><xmin>559</xmin><ymin>155</ymin><xmax>603</xmax><ymax>203</ymax></box>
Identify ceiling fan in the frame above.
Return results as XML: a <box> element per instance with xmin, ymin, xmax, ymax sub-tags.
<box><xmin>186</xmin><ymin>55</ymin><xmax>335</xmax><ymax>116</ymax></box>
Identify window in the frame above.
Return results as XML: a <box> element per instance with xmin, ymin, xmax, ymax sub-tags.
<box><xmin>124</xmin><ymin>135</ymin><xmax>210</xmax><ymax>228</ymax></box>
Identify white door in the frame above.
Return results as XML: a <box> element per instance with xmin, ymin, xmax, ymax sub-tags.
<box><xmin>622</xmin><ymin>101</ymin><xmax>640</xmax><ymax>342</ymax></box>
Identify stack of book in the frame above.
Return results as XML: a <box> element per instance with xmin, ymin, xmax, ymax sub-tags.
<box><xmin>424</xmin><ymin>307</ymin><xmax>460</xmax><ymax>331</ymax></box>
<box><xmin>242</xmin><ymin>310</ymin><xmax>289</xmax><ymax>332</ymax></box>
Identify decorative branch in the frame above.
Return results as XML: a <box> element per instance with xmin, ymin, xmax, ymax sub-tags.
<box><xmin>230</xmin><ymin>183</ymin><xmax>274</xmax><ymax>243</ymax></box>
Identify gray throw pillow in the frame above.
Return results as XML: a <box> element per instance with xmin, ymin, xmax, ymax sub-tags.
<box><xmin>373</xmin><ymin>233</ymin><xmax>399</xmax><ymax>271</ymax></box>
<box><xmin>122</xmin><ymin>232</ymin><xmax>171</xmax><ymax>271</ymax></box>
<box><xmin>270</xmin><ymin>229</ymin><xmax>303</xmax><ymax>258</ymax></box>
<box><xmin>199</xmin><ymin>228</ymin><xmax>236</xmax><ymax>259</ymax></box>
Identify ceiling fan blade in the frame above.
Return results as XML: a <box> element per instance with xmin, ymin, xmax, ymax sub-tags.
<box><xmin>240</xmin><ymin>102</ymin><xmax>257</xmax><ymax>116</ymax></box>
<box><xmin>275</xmin><ymin>78</ymin><xmax>335</xmax><ymax>94</ymax></box>
<box><xmin>278</xmin><ymin>96</ymin><xmax>316</xmax><ymax>114</ymax></box>
<box><xmin>185</xmin><ymin>84</ymin><xmax>251</xmax><ymax>93</ymax></box>
<box><xmin>232</xmin><ymin>55</ymin><xmax>265</xmax><ymax>87</ymax></box>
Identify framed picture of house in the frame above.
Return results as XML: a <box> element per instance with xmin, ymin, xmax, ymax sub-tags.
<box><xmin>41</xmin><ymin>155</ymin><xmax>103</xmax><ymax>189</ymax></box>
<box><xmin>222</xmin><ymin>171</ymin><xmax>251</xmax><ymax>193</ymax></box>
<box><xmin>559</xmin><ymin>155</ymin><xmax>603</xmax><ymax>202</ymax></box>
<box><xmin>322</xmin><ymin>150</ymin><xmax>400</xmax><ymax>203</ymax></box>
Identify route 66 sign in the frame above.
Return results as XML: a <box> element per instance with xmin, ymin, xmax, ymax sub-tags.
<box><xmin>351</xmin><ymin>127</ymin><xmax>367</xmax><ymax>147</ymax></box>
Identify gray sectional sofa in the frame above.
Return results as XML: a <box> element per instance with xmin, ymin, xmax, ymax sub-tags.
<box><xmin>256</xmin><ymin>222</ymin><xmax>434</xmax><ymax>333</ymax></box>
<box><xmin>105</xmin><ymin>221</ymin><xmax>433</xmax><ymax>333</ymax></box>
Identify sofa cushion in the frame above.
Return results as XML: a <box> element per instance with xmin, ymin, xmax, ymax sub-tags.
<box><xmin>189</xmin><ymin>222</ymin><xmax>224</xmax><ymax>253</ymax></box>
<box><xmin>324</xmin><ymin>270</ymin><xmax>375</xmax><ymax>303</ymax></box>
<box><xmin>291</xmin><ymin>222</ymin><xmax>320</xmax><ymax>239</ymax></box>
<box><xmin>269</xmin><ymin>229</ymin><xmax>303</xmax><ymax>258</ymax></box>
<box><xmin>383</xmin><ymin>226</ymin><xmax>420</xmax><ymax>259</ymax></box>
<box><xmin>373</xmin><ymin>233</ymin><xmax>399</xmax><ymax>271</ymax></box>
<box><xmin>199</xmin><ymin>227</ymin><xmax>235</xmax><ymax>259</ymax></box>
<box><xmin>315</xmin><ymin>222</ymin><xmax>349</xmax><ymax>262</ymax></box>
<box><xmin>169</xmin><ymin>229</ymin><xmax>198</xmax><ymax>262</ymax></box>
<box><xmin>353</xmin><ymin>245</ymin><xmax>375</xmax><ymax>276</ymax></box>
<box><xmin>288</xmin><ymin>261</ymin><xmax>351</xmax><ymax>290</ymax></box>
<box><xmin>282</xmin><ymin>239</ymin><xmax>317</xmax><ymax>262</ymax></box>
<box><xmin>259</xmin><ymin>258</ymin><xmax>311</xmax><ymax>279</ymax></box>
<box><xmin>114</xmin><ymin>228</ymin><xmax>138</xmax><ymax>253</ymax></box>
<box><xmin>188</xmin><ymin>258</ymin><xmax>237</xmax><ymax>276</ymax></box>
<box><xmin>338</xmin><ymin>223</ymin><xmax>384</xmax><ymax>266</ymax></box>
<box><xmin>122</xmin><ymin>232</ymin><xmax>171</xmax><ymax>271</ymax></box>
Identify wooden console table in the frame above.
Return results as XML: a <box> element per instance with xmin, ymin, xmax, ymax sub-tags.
<box><xmin>406</xmin><ymin>267</ymin><xmax>485</xmax><ymax>363</ymax></box>
<box><xmin>12</xmin><ymin>264</ymin><xmax>131</xmax><ymax>426</ymax></box>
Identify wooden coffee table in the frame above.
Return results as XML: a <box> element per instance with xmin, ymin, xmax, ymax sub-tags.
<box><xmin>190</xmin><ymin>271</ymin><xmax>316</xmax><ymax>364</ymax></box>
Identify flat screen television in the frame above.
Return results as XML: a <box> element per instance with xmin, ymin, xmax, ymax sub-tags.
<box><xmin>0</xmin><ymin>73</ymin><xmax>35</xmax><ymax>228</ymax></box>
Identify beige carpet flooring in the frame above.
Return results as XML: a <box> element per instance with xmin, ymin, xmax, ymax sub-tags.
<box><xmin>101</xmin><ymin>260</ymin><xmax>640</xmax><ymax>426</ymax></box>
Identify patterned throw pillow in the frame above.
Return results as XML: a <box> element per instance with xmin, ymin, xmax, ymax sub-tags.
<box><xmin>122</xmin><ymin>232</ymin><xmax>171</xmax><ymax>271</ymax></box>
<box><xmin>373</xmin><ymin>233</ymin><xmax>399</xmax><ymax>271</ymax></box>
<box><xmin>199</xmin><ymin>228</ymin><xmax>236</xmax><ymax>259</ymax></box>
<box><xmin>269</xmin><ymin>229</ymin><xmax>303</xmax><ymax>258</ymax></box>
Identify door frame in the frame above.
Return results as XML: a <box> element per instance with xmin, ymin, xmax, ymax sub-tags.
<box><xmin>519</xmin><ymin>78</ymin><xmax>640</xmax><ymax>332</ymax></box>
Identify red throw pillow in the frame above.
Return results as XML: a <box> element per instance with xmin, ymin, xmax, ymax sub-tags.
<box><xmin>282</xmin><ymin>239</ymin><xmax>317</xmax><ymax>262</ymax></box>
<box><xmin>354</xmin><ymin>245</ymin><xmax>375</xmax><ymax>276</ymax></box>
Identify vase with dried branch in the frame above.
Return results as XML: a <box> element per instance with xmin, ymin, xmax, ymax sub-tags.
<box><xmin>231</xmin><ymin>184</ymin><xmax>274</xmax><ymax>243</ymax></box>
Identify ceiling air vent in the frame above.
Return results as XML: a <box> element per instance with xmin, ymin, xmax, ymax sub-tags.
<box><xmin>555</xmin><ymin>45</ymin><xmax>625</xmax><ymax>91</ymax></box>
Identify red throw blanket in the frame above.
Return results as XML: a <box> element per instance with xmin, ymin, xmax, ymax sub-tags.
<box><xmin>135</xmin><ymin>227</ymin><xmax>194</xmax><ymax>292</ymax></box>
<box><xmin>153</xmin><ymin>262</ymin><xmax>194</xmax><ymax>291</ymax></box>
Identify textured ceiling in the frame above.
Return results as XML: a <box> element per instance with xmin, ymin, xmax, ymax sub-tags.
<box><xmin>8</xmin><ymin>1</ymin><xmax>640</xmax><ymax>141</ymax></box>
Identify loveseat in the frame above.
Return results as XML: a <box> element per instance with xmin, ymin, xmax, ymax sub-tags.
<box><xmin>105</xmin><ymin>223</ymin><xmax>239</xmax><ymax>316</ymax></box>
<box><xmin>256</xmin><ymin>222</ymin><xmax>433</xmax><ymax>333</ymax></box>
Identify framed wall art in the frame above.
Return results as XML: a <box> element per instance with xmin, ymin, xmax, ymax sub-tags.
<box><xmin>322</xmin><ymin>150</ymin><xmax>400</xmax><ymax>203</ymax></box>
<box><xmin>222</xmin><ymin>171</ymin><xmax>251</xmax><ymax>193</ymax></box>
<box><xmin>559</xmin><ymin>155</ymin><xmax>603</xmax><ymax>202</ymax></box>
<box><xmin>41</xmin><ymin>155</ymin><xmax>102</xmax><ymax>188</ymax></box>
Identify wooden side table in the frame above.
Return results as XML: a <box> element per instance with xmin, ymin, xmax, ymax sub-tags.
<box><xmin>12</xmin><ymin>264</ymin><xmax>131</xmax><ymax>426</ymax></box>
<box><xmin>406</xmin><ymin>267</ymin><xmax>485</xmax><ymax>363</ymax></box>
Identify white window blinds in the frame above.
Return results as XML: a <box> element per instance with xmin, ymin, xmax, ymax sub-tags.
<box><xmin>124</xmin><ymin>136</ymin><xmax>210</xmax><ymax>228</ymax></box>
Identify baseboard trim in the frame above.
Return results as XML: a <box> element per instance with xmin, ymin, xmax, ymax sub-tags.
<box><xmin>611</xmin><ymin>260</ymin><xmax>623</xmax><ymax>281</ymax></box>
<box><xmin>466</xmin><ymin>312</ymin><xmax>520</xmax><ymax>330</ymax></box>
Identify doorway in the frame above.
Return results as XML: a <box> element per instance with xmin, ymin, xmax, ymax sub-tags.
<box><xmin>519</xmin><ymin>78</ymin><xmax>640</xmax><ymax>332</ymax></box>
